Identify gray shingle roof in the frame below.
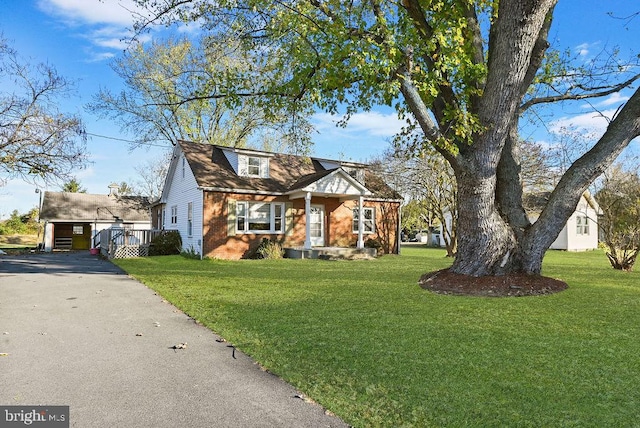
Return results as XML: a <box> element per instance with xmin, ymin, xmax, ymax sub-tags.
<box><xmin>40</xmin><ymin>192</ymin><xmax>150</xmax><ymax>222</ymax></box>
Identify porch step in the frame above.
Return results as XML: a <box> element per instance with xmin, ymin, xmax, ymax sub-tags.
<box><xmin>284</xmin><ymin>247</ymin><xmax>376</xmax><ymax>260</ymax></box>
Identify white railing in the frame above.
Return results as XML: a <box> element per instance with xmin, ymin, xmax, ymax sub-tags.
<box><xmin>99</xmin><ymin>228</ymin><xmax>164</xmax><ymax>258</ymax></box>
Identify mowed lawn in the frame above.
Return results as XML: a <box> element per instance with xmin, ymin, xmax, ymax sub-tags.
<box><xmin>114</xmin><ymin>248</ymin><xmax>640</xmax><ymax>427</ymax></box>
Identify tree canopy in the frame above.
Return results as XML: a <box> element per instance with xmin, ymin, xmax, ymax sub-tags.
<box><xmin>0</xmin><ymin>37</ymin><xmax>88</xmax><ymax>186</ymax></box>
<box><xmin>131</xmin><ymin>0</ymin><xmax>640</xmax><ymax>280</ymax></box>
<box><xmin>89</xmin><ymin>35</ymin><xmax>313</xmax><ymax>153</ymax></box>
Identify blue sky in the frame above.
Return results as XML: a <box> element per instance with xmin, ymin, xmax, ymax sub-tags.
<box><xmin>0</xmin><ymin>0</ymin><xmax>638</xmax><ymax>217</ymax></box>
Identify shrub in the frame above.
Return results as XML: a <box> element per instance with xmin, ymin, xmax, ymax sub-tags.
<box><xmin>364</xmin><ymin>237</ymin><xmax>383</xmax><ymax>253</ymax></box>
<box><xmin>149</xmin><ymin>230</ymin><xmax>182</xmax><ymax>256</ymax></box>
<box><xmin>255</xmin><ymin>238</ymin><xmax>284</xmax><ymax>259</ymax></box>
<box><xmin>181</xmin><ymin>245</ymin><xmax>201</xmax><ymax>260</ymax></box>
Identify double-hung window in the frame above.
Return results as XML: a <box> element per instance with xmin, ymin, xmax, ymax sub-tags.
<box><xmin>170</xmin><ymin>205</ymin><xmax>178</xmax><ymax>225</ymax></box>
<box><xmin>236</xmin><ymin>202</ymin><xmax>285</xmax><ymax>233</ymax></box>
<box><xmin>576</xmin><ymin>215</ymin><xmax>589</xmax><ymax>235</ymax></box>
<box><xmin>247</xmin><ymin>156</ymin><xmax>261</xmax><ymax>177</ymax></box>
<box><xmin>353</xmin><ymin>207</ymin><xmax>375</xmax><ymax>233</ymax></box>
<box><xmin>187</xmin><ymin>202</ymin><xmax>193</xmax><ymax>237</ymax></box>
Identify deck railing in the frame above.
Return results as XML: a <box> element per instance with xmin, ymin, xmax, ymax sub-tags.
<box><xmin>99</xmin><ymin>228</ymin><xmax>165</xmax><ymax>258</ymax></box>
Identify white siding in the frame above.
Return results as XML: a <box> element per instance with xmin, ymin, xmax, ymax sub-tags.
<box><xmin>565</xmin><ymin>203</ymin><xmax>599</xmax><ymax>251</ymax></box>
<box><xmin>307</xmin><ymin>173</ymin><xmax>362</xmax><ymax>195</ymax></box>
<box><xmin>222</xmin><ymin>149</ymin><xmax>240</xmax><ymax>174</ymax></box>
<box><xmin>163</xmin><ymin>150</ymin><xmax>204</xmax><ymax>256</ymax></box>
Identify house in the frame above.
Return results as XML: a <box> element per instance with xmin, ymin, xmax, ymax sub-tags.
<box><xmin>155</xmin><ymin>140</ymin><xmax>402</xmax><ymax>259</ymax></box>
<box><xmin>524</xmin><ymin>191</ymin><xmax>601</xmax><ymax>251</ymax></box>
<box><xmin>39</xmin><ymin>185</ymin><xmax>152</xmax><ymax>252</ymax></box>
<box><xmin>434</xmin><ymin>191</ymin><xmax>601</xmax><ymax>252</ymax></box>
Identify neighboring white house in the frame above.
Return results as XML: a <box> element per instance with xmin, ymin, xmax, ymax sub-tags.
<box><xmin>435</xmin><ymin>191</ymin><xmax>601</xmax><ymax>251</ymax></box>
<box><xmin>39</xmin><ymin>184</ymin><xmax>152</xmax><ymax>252</ymax></box>
<box><xmin>526</xmin><ymin>191</ymin><xmax>601</xmax><ymax>251</ymax></box>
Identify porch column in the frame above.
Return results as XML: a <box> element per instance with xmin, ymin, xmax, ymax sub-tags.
<box><xmin>357</xmin><ymin>195</ymin><xmax>364</xmax><ymax>249</ymax></box>
<box><xmin>304</xmin><ymin>192</ymin><xmax>312</xmax><ymax>250</ymax></box>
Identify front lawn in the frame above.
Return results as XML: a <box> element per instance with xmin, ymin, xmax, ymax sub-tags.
<box><xmin>114</xmin><ymin>248</ymin><xmax>640</xmax><ymax>427</ymax></box>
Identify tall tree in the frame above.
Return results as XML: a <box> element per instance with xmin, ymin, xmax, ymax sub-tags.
<box><xmin>0</xmin><ymin>38</ymin><xmax>88</xmax><ymax>185</ymax></box>
<box><xmin>60</xmin><ymin>178</ymin><xmax>86</xmax><ymax>193</ymax></box>
<box><xmin>88</xmin><ymin>36</ymin><xmax>313</xmax><ymax>153</ymax></box>
<box><xmin>132</xmin><ymin>1</ymin><xmax>640</xmax><ymax>280</ymax></box>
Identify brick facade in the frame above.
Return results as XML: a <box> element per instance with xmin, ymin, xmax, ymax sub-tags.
<box><xmin>202</xmin><ymin>191</ymin><xmax>399</xmax><ymax>260</ymax></box>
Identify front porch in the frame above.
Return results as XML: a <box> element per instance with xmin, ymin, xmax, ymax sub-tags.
<box><xmin>284</xmin><ymin>246</ymin><xmax>377</xmax><ymax>260</ymax></box>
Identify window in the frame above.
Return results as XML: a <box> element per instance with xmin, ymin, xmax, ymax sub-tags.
<box><xmin>248</xmin><ymin>156</ymin><xmax>261</xmax><ymax>176</ymax></box>
<box><xmin>171</xmin><ymin>205</ymin><xmax>178</xmax><ymax>225</ymax></box>
<box><xmin>238</xmin><ymin>155</ymin><xmax>268</xmax><ymax>178</ymax></box>
<box><xmin>236</xmin><ymin>202</ymin><xmax>285</xmax><ymax>233</ymax></box>
<box><xmin>187</xmin><ymin>202</ymin><xmax>193</xmax><ymax>237</ymax></box>
<box><xmin>73</xmin><ymin>225</ymin><xmax>84</xmax><ymax>235</ymax></box>
<box><xmin>353</xmin><ymin>207</ymin><xmax>375</xmax><ymax>234</ymax></box>
<box><xmin>576</xmin><ymin>215</ymin><xmax>589</xmax><ymax>235</ymax></box>
<box><xmin>182</xmin><ymin>156</ymin><xmax>186</xmax><ymax>179</ymax></box>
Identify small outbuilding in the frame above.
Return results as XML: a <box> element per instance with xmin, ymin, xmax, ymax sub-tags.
<box><xmin>39</xmin><ymin>185</ymin><xmax>151</xmax><ymax>251</ymax></box>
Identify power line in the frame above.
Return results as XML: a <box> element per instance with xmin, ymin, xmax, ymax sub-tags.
<box><xmin>85</xmin><ymin>132</ymin><xmax>170</xmax><ymax>148</ymax></box>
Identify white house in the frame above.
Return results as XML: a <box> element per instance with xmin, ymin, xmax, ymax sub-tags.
<box><xmin>526</xmin><ymin>191</ymin><xmax>601</xmax><ymax>251</ymax></box>
<box><xmin>435</xmin><ymin>191</ymin><xmax>601</xmax><ymax>251</ymax></box>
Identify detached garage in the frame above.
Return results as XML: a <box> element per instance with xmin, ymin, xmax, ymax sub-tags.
<box><xmin>39</xmin><ymin>185</ymin><xmax>151</xmax><ymax>252</ymax></box>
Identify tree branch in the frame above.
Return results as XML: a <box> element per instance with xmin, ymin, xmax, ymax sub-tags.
<box><xmin>520</xmin><ymin>72</ymin><xmax>640</xmax><ymax>111</ymax></box>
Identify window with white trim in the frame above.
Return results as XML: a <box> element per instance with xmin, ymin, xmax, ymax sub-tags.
<box><xmin>238</xmin><ymin>154</ymin><xmax>268</xmax><ymax>178</ymax></box>
<box><xmin>576</xmin><ymin>215</ymin><xmax>589</xmax><ymax>235</ymax></box>
<box><xmin>236</xmin><ymin>202</ymin><xmax>285</xmax><ymax>233</ymax></box>
<box><xmin>353</xmin><ymin>207</ymin><xmax>375</xmax><ymax>233</ymax></box>
<box><xmin>187</xmin><ymin>202</ymin><xmax>193</xmax><ymax>237</ymax></box>
<box><xmin>170</xmin><ymin>205</ymin><xmax>178</xmax><ymax>225</ymax></box>
<box><xmin>248</xmin><ymin>156</ymin><xmax>261</xmax><ymax>176</ymax></box>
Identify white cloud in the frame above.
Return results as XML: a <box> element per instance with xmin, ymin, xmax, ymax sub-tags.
<box><xmin>37</xmin><ymin>0</ymin><xmax>153</xmax><ymax>60</ymax></box>
<box><xmin>313</xmin><ymin>111</ymin><xmax>405</xmax><ymax>138</ymax></box>
<box><xmin>37</xmin><ymin>0</ymin><xmax>145</xmax><ymax>27</ymax></box>
<box><xmin>549</xmin><ymin>109</ymin><xmax>616</xmax><ymax>135</ymax></box>
<box><xmin>575</xmin><ymin>42</ymin><xmax>599</xmax><ymax>58</ymax></box>
<box><xmin>595</xmin><ymin>92</ymin><xmax>629</xmax><ymax>107</ymax></box>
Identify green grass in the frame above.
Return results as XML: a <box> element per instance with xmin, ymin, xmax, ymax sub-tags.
<box><xmin>114</xmin><ymin>248</ymin><xmax>640</xmax><ymax>427</ymax></box>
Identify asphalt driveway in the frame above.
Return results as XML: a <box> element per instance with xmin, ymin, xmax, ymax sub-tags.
<box><xmin>0</xmin><ymin>252</ymin><xmax>348</xmax><ymax>427</ymax></box>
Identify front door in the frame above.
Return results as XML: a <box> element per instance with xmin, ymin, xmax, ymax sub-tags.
<box><xmin>309</xmin><ymin>205</ymin><xmax>325</xmax><ymax>247</ymax></box>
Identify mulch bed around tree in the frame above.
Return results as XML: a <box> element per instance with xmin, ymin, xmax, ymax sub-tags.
<box><xmin>418</xmin><ymin>269</ymin><xmax>568</xmax><ymax>297</ymax></box>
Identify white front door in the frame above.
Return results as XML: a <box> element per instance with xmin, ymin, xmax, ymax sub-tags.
<box><xmin>309</xmin><ymin>205</ymin><xmax>325</xmax><ymax>247</ymax></box>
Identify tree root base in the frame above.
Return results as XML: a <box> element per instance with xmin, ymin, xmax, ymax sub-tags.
<box><xmin>418</xmin><ymin>268</ymin><xmax>568</xmax><ymax>297</ymax></box>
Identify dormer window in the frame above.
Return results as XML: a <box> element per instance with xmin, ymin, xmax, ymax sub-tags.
<box><xmin>248</xmin><ymin>156</ymin><xmax>261</xmax><ymax>176</ymax></box>
<box><xmin>238</xmin><ymin>154</ymin><xmax>269</xmax><ymax>178</ymax></box>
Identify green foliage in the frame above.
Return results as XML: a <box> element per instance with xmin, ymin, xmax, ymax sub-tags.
<box><xmin>60</xmin><ymin>178</ymin><xmax>86</xmax><ymax>193</ymax></box>
<box><xmin>181</xmin><ymin>245</ymin><xmax>201</xmax><ymax>259</ymax></box>
<box><xmin>0</xmin><ymin>209</ymin><xmax>40</xmax><ymax>235</ymax></box>
<box><xmin>148</xmin><ymin>230</ymin><xmax>182</xmax><ymax>256</ymax></box>
<box><xmin>89</xmin><ymin>35</ymin><xmax>313</xmax><ymax>153</ymax></box>
<box><xmin>115</xmin><ymin>248</ymin><xmax>640</xmax><ymax>427</ymax></box>
<box><xmin>254</xmin><ymin>238</ymin><xmax>284</xmax><ymax>259</ymax></box>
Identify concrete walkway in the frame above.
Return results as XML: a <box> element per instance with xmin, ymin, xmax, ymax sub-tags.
<box><xmin>0</xmin><ymin>252</ymin><xmax>348</xmax><ymax>427</ymax></box>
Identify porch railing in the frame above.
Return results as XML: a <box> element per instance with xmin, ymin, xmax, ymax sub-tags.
<box><xmin>99</xmin><ymin>228</ymin><xmax>163</xmax><ymax>259</ymax></box>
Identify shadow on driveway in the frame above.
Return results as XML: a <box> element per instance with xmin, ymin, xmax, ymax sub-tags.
<box><xmin>0</xmin><ymin>251</ymin><xmax>123</xmax><ymax>275</ymax></box>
